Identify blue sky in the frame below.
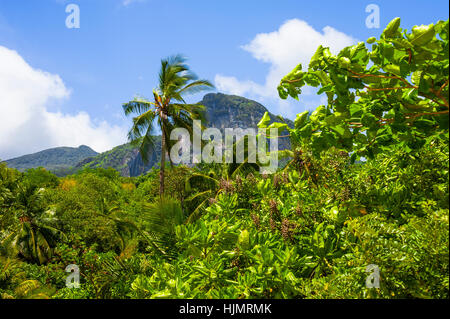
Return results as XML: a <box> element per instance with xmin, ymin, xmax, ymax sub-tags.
<box><xmin>0</xmin><ymin>0</ymin><xmax>448</xmax><ymax>159</ymax></box>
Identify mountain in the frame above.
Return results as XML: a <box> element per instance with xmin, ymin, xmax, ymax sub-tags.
<box><xmin>74</xmin><ymin>138</ymin><xmax>162</xmax><ymax>177</ymax></box>
<box><xmin>4</xmin><ymin>93</ymin><xmax>292</xmax><ymax>177</ymax></box>
<box><xmin>202</xmin><ymin>93</ymin><xmax>292</xmax><ymax>152</ymax></box>
<box><xmin>202</xmin><ymin>93</ymin><xmax>293</xmax><ymax>129</ymax></box>
<box><xmin>4</xmin><ymin>145</ymin><xmax>98</xmax><ymax>174</ymax></box>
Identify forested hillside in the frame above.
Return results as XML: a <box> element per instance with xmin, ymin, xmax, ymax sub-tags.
<box><xmin>5</xmin><ymin>146</ymin><xmax>98</xmax><ymax>174</ymax></box>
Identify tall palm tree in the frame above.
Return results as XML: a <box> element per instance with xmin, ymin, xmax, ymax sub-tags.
<box><xmin>123</xmin><ymin>55</ymin><xmax>214</xmax><ymax>197</ymax></box>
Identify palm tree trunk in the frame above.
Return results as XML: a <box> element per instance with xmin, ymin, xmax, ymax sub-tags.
<box><xmin>159</xmin><ymin>116</ymin><xmax>166</xmax><ymax>197</ymax></box>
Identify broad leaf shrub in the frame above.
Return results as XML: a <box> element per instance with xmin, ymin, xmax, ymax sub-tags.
<box><xmin>0</xmin><ymin>138</ymin><xmax>448</xmax><ymax>298</ymax></box>
<box><xmin>276</xmin><ymin>18</ymin><xmax>448</xmax><ymax>161</ymax></box>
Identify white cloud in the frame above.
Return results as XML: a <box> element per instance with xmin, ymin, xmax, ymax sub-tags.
<box><xmin>0</xmin><ymin>46</ymin><xmax>127</xmax><ymax>160</ymax></box>
<box><xmin>215</xmin><ymin>19</ymin><xmax>358</xmax><ymax>118</ymax></box>
<box><xmin>215</xmin><ymin>75</ymin><xmax>265</xmax><ymax>97</ymax></box>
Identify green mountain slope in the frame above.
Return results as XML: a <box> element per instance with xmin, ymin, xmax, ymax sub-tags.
<box><xmin>4</xmin><ymin>145</ymin><xmax>98</xmax><ymax>174</ymax></box>
<box><xmin>75</xmin><ymin>137</ymin><xmax>162</xmax><ymax>177</ymax></box>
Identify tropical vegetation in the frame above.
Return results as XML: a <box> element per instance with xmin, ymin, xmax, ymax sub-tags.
<box><xmin>0</xmin><ymin>18</ymin><xmax>448</xmax><ymax>299</ymax></box>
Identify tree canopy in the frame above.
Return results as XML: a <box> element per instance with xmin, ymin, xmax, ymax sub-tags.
<box><xmin>277</xmin><ymin>18</ymin><xmax>449</xmax><ymax>160</ymax></box>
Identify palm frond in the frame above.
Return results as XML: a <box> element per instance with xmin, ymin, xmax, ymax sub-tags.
<box><xmin>178</xmin><ymin>79</ymin><xmax>214</xmax><ymax>96</ymax></box>
<box><xmin>186</xmin><ymin>196</ymin><xmax>211</xmax><ymax>223</ymax></box>
<box><xmin>14</xmin><ymin>280</ymin><xmax>41</xmax><ymax>298</ymax></box>
<box><xmin>185</xmin><ymin>189</ymin><xmax>213</xmax><ymax>203</ymax></box>
<box><xmin>123</xmin><ymin>99</ymin><xmax>154</xmax><ymax>116</ymax></box>
<box><xmin>128</xmin><ymin>109</ymin><xmax>157</xmax><ymax>142</ymax></box>
<box><xmin>187</xmin><ymin>173</ymin><xmax>220</xmax><ymax>186</ymax></box>
<box><xmin>140</xmin><ymin>198</ymin><xmax>186</xmax><ymax>259</ymax></box>
<box><xmin>229</xmin><ymin>159</ymin><xmax>259</xmax><ymax>179</ymax></box>
<box><xmin>136</xmin><ymin>130</ymin><xmax>157</xmax><ymax>164</ymax></box>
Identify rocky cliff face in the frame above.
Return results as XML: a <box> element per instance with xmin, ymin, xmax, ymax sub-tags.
<box><xmin>75</xmin><ymin>138</ymin><xmax>162</xmax><ymax>177</ymax></box>
<box><xmin>126</xmin><ymin>143</ymin><xmax>161</xmax><ymax>177</ymax></box>
<box><xmin>202</xmin><ymin>93</ymin><xmax>293</xmax><ymax>130</ymax></box>
<box><xmin>201</xmin><ymin>93</ymin><xmax>292</xmax><ymax>154</ymax></box>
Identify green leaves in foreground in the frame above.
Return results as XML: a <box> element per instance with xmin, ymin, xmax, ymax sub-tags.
<box><xmin>277</xmin><ymin>17</ymin><xmax>449</xmax><ymax>159</ymax></box>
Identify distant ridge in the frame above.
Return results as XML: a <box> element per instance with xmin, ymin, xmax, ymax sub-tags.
<box><xmin>4</xmin><ymin>145</ymin><xmax>98</xmax><ymax>174</ymax></box>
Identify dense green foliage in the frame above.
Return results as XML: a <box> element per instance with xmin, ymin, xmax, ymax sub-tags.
<box><xmin>277</xmin><ymin>18</ymin><xmax>449</xmax><ymax>161</ymax></box>
<box><xmin>0</xmin><ymin>136</ymin><xmax>448</xmax><ymax>299</ymax></box>
<box><xmin>0</xmin><ymin>18</ymin><xmax>448</xmax><ymax>299</ymax></box>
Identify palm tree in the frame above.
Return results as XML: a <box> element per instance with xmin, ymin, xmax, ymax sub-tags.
<box><xmin>123</xmin><ymin>55</ymin><xmax>214</xmax><ymax>197</ymax></box>
<box><xmin>1</xmin><ymin>183</ymin><xmax>63</xmax><ymax>264</ymax></box>
<box><xmin>0</xmin><ymin>256</ymin><xmax>53</xmax><ymax>299</ymax></box>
